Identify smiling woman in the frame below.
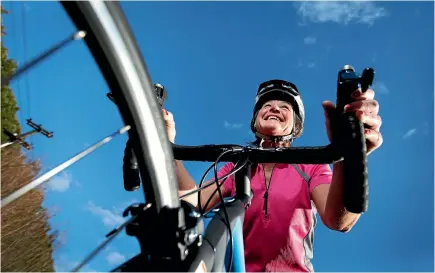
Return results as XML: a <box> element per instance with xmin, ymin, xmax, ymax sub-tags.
<box><xmin>172</xmin><ymin>71</ymin><xmax>384</xmax><ymax>272</ymax></box>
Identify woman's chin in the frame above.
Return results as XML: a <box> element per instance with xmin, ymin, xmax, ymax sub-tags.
<box><xmin>257</xmin><ymin>127</ymin><xmax>284</xmax><ymax>137</ymax></box>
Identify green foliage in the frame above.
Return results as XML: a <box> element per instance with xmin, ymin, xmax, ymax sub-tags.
<box><xmin>1</xmin><ymin>7</ymin><xmax>58</xmax><ymax>272</ymax></box>
<box><xmin>1</xmin><ymin>7</ymin><xmax>21</xmax><ymax>143</ymax></box>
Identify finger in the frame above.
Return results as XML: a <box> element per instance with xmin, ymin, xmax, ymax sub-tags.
<box><xmin>322</xmin><ymin>101</ymin><xmax>336</xmax><ymax>141</ymax></box>
<box><xmin>322</xmin><ymin>101</ymin><xmax>336</xmax><ymax>118</ymax></box>
<box><xmin>365</xmin><ymin>129</ymin><xmax>383</xmax><ymax>151</ymax></box>
<box><xmin>322</xmin><ymin>100</ymin><xmax>336</xmax><ymax>110</ymax></box>
<box><xmin>352</xmin><ymin>88</ymin><xmax>375</xmax><ymax>101</ymax></box>
<box><xmin>356</xmin><ymin>111</ymin><xmax>382</xmax><ymax>130</ymax></box>
<box><xmin>322</xmin><ymin>101</ymin><xmax>336</xmax><ymax>124</ymax></box>
<box><xmin>344</xmin><ymin>99</ymin><xmax>379</xmax><ymax>116</ymax></box>
<box><xmin>161</xmin><ymin>109</ymin><xmax>173</xmax><ymax>120</ymax></box>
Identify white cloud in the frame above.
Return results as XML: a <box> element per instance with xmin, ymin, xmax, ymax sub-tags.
<box><xmin>422</xmin><ymin>121</ymin><xmax>429</xmax><ymax>135</ymax></box>
<box><xmin>224</xmin><ymin>121</ymin><xmax>243</xmax><ymax>130</ymax></box>
<box><xmin>47</xmin><ymin>171</ymin><xmax>72</xmax><ymax>192</ymax></box>
<box><xmin>373</xmin><ymin>81</ymin><xmax>389</xmax><ymax>94</ymax></box>
<box><xmin>54</xmin><ymin>255</ymin><xmax>75</xmax><ymax>272</ymax></box>
<box><xmin>54</xmin><ymin>255</ymin><xmax>96</xmax><ymax>272</ymax></box>
<box><xmin>85</xmin><ymin>201</ymin><xmax>124</xmax><ymax>228</ymax></box>
<box><xmin>112</xmin><ymin>199</ymin><xmax>140</xmax><ymax>214</ymax></box>
<box><xmin>303</xmin><ymin>36</ymin><xmax>317</xmax><ymax>45</ymax></box>
<box><xmin>295</xmin><ymin>1</ymin><xmax>387</xmax><ymax>26</ymax></box>
<box><xmin>403</xmin><ymin>128</ymin><xmax>417</xmax><ymax>139</ymax></box>
<box><xmin>106</xmin><ymin>251</ymin><xmax>126</xmax><ymax>266</ymax></box>
<box><xmin>371</xmin><ymin>52</ymin><xmax>377</xmax><ymax>63</ymax></box>
<box><xmin>297</xmin><ymin>60</ymin><xmax>316</xmax><ymax>69</ymax></box>
<box><xmin>23</xmin><ymin>3</ymin><xmax>31</xmax><ymax>12</ymax></box>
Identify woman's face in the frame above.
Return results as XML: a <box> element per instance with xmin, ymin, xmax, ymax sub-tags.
<box><xmin>255</xmin><ymin>100</ymin><xmax>294</xmax><ymax>136</ymax></box>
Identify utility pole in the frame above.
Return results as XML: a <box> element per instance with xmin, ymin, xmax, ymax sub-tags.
<box><xmin>1</xmin><ymin>118</ymin><xmax>53</xmax><ymax>150</ymax></box>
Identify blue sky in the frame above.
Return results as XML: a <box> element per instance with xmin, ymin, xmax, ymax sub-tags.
<box><xmin>2</xmin><ymin>1</ymin><xmax>434</xmax><ymax>272</ymax></box>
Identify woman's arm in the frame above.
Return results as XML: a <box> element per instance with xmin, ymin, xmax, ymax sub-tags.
<box><xmin>312</xmin><ymin>161</ymin><xmax>360</xmax><ymax>232</ymax></box>
<box><xmin>176</xmin><ymin>160</ymin><xmax>233</xmax><ymax>210</ymax></box>
<box><xmin>313</xmin><ymin>87</ymin><xmax>383</xmax><ymax>232</ymax></box>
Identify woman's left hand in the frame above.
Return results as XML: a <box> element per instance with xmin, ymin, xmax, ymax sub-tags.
<box><xmin>322</xmin><ymin>88</ymin><xmax>383</xmax><ymax>155</ymax></box>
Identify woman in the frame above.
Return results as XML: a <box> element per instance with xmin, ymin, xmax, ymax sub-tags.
<box><xmin>163</xmin><ymin>79</ymin><xmax>383</xmax><ymax>272</ymax></box>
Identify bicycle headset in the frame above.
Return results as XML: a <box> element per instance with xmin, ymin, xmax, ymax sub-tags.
<box><xmin>250</xmin><ymin>79</ymin><xmax>305</xmax><ymax>143</ymax></box>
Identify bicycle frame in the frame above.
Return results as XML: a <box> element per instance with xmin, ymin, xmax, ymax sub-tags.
<box><xmin>190</xmin><ymin>200</ymin><xmax>246</xmax><ymax>272</ymax></box>
<box><xmin>225</xmin><ymin>216</ymin><xmax>246</xmax><ymax>272</ymax></box>
<box><xmin>109</xmin><ymin>202</ymin><xmax>246</xmax><ymax>272</ymax></box>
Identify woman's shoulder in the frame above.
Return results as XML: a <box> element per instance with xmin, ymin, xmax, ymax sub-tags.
<box><xmin>283</xmin><ymin>163</ymin><xmax>332</xmax><ymax>177</ymax></box>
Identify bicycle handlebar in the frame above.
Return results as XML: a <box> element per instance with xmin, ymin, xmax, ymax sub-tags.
<box><xmin>121</xmin><ymin>65</ymin><xmax>373</xmax><ymax>214</ymax></box>
<box><xmin>171</xmin><ymin>143</ymin><xmax>342</xmax><ymax>164</ymax></box>
<box><xmin>171</xmin><ymin>65</ymin><xmax>372</xmax><ymax>214</ymax></box>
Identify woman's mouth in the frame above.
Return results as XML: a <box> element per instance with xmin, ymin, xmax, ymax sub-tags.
<box><xmin>265</xmin><ymin>115</ymin><xmax>281</xmax><ymax>121</ymax></box>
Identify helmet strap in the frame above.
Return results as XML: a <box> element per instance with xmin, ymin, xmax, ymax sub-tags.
<box><xmin>255</xmin><ymin>131</ymin><xmax>294</xmax><ymax>142</ymax></box>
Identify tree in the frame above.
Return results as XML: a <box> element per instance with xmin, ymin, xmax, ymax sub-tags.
<box><xmin>1</xmin><ymin>6</ymin><xmax>58</xmax><ymax>272</ymax></box>
<box><xmin>1</xmin><ymin>149</ymin><xmax>59</xmax><ymax>272</ymax></box>
<box><xmin>1</xmin><ymin>7</ymin><xmax>21</xmax><ymax>144</ymax></box>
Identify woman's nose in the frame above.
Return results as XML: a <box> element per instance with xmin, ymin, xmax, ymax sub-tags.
<box><xmin>270</xmin><ymin>103</ymin><xmax>280</xmax><ymax>111</ymax></box>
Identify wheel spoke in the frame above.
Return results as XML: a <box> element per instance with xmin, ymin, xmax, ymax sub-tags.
<box><xmin>1</xmin><ymin>30</ymin><xmax>86</xmax><ymax>86</ymax></box>
<box><xmin>1</xmin><ymin>125</ymin><xmax>130</xmax><ymax>208</ymax></box>
<box><xmin>71</xmin><ymin>203</ymin><xmax>152</xmax><ymax>272</ymax></box>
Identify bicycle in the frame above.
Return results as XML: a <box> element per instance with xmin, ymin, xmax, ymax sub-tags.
<box><xmin>1</xmin><ymin>1</ymin><xmax>373</xmax><ymax>272</ymax></box>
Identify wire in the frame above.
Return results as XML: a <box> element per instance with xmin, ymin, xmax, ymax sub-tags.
<box><xmin>179</xmin><ymin>154</ymin><xmax>247</xmax><ymax>201</ymax></box>
<box><xmin>202</xmin><ymin>155</ymin><xmax>249</xmax><ymax>214</ymax></box>
<box><xmin>197</xmin><ymin>161</ymin><xmax>218</xmax><ymax>214</ymax></box>
<box><xmin>179</xmin><ymin>149</ymin><xmax>249</xmax><ymax>271</ymax></box>
<box><xmin>21</xmin><ymin>2</ymin><xmax>32</xmax><ymax>154</ymax></box>
<box><xmin>201</xmin><ymin>177</ymin><xmax>228</xmax><ymax>213</ymax></box>
<box><xmin>197</xmin><ymin>154</ymin><xmax>245</xmax><ymax>214</ymax></box>
<box><xmin>213</xmin><ymin>149</ymin><xmax>234</xmax><ymax>272</ymax></box>
<box><xmin>1</xmin><ymin>126</ymin><xmax>130</xmax><ymax>208</ymax></box>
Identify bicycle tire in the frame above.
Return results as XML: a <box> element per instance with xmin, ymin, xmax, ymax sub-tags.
<box><xmin>60</xmin><ymin>1</ymin><xmax>181</xmax><ymax>214</ymax></box>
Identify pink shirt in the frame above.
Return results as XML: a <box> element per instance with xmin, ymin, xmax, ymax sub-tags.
<box><xmin>218</xmin><ymin>162</ymin><xmax>333</xmax><ymax>272</ymax></box>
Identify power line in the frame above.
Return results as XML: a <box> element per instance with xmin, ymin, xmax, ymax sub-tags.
<box><xmin>21</xmin><ymin>2</ymin><xmax>32</xmax><ymax>156</ymax></box>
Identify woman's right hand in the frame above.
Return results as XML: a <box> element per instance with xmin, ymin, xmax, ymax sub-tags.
<box><xmin>162</xmin><ymin>109</ymin><xmax>176</xmax><ymax>143</ymax></box>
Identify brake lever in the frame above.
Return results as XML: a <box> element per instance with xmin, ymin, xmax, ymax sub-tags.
<box><xmin>336</xmin><ymin>65</ymin><xmax>375</xmax><ymax>110</ymax></box>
